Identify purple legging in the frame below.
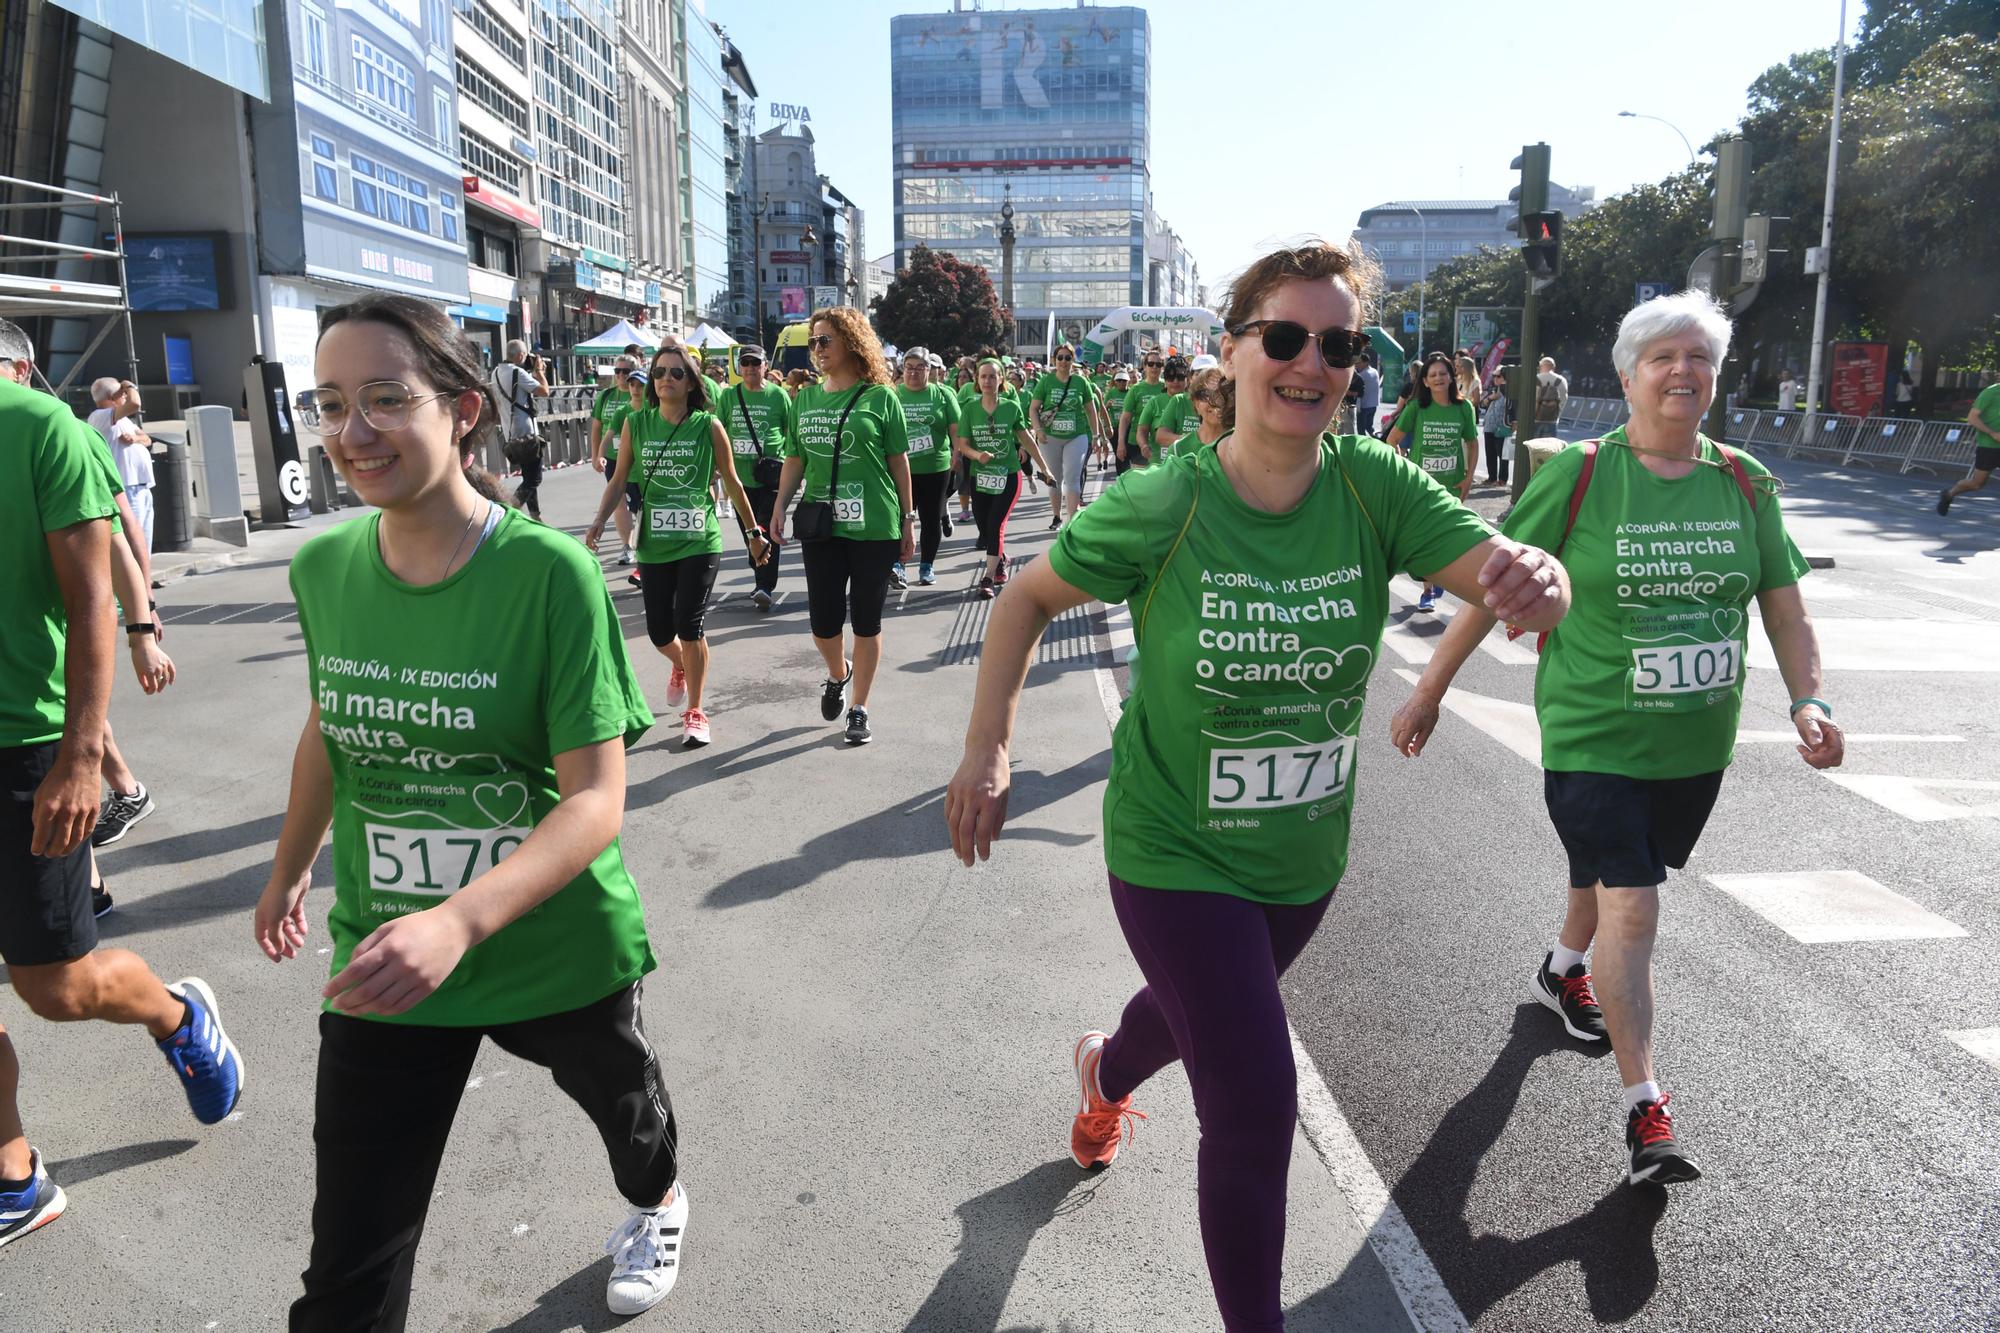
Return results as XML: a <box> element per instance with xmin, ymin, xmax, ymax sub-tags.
<box><xmin>1096</xmin><ymin>874</ymin><xmax>1334</xmax><ymax>1333</ymax></box>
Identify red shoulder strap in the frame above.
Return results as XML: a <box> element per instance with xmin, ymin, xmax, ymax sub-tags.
<box><xmin>1553</xmin><ymin>440</ymin><xmax>1599</xmax><ymax>556</ymax></box>
<box><xmin>1716</xmin><ymin>443</ymin><xmax>1757</xmax><ymax>509</ymax></box>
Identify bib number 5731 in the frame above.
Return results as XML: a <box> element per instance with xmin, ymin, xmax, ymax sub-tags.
<box><xmin>1207</xmin><ymin>737</ymin><xmax>1355</xmax><ymax>810</ymax></box>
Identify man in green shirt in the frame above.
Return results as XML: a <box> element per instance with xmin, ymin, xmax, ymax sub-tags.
<box><xmin>590</xmin><ymin>355</ymin><xmax>640</xmax><ymax>563</ymax></box>
<box><xmin>1937</xmin><ymin>373</ymin><xmax>2000</xmax><ymax>514</ymax></box>
<box><xmin>0</xmin><ymin>332</ymin><xmax>243</xmax><ymax>1249</ymax></box>
<box><xmin>713</xmin><ymin>345</ymin><xmax>795</xmax><ymax>608</ymax></box>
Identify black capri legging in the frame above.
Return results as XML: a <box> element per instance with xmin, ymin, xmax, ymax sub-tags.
<box><xmin>969</xmin><ymin>470</ymin><xmax>1021</xmax><ymax>558</ymax></box>
<box><xmin>912</xmin><ymin>469</ymin><xmax>951</xmax><ymax>565</ymax></box>
<box><xmin>639</xmin><ymin>551</ymin><xmax>721</xmax><ymax>644</ymax></box>
<box><xmin>800</xmin><ymin>537</ymin><xmax>900</xmax><ymax>640</ymax></box>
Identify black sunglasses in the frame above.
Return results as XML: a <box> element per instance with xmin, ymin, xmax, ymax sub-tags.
<box><xmin>652</xmin><ymin>365</ymin><xmax>691</xmax><ymax>382</ymax></box>
<box><xmin>1054</xmin><ymin>353</ymin><xmax>1074</xmax><ymax>362</ymax></box>
<box><xmin>1229</xmin><ymin>321</ymin><xmax>1370</xmax><ymax>368</ymax></box>
<box><xmin>809</xmin><ymin>334</ymin><xmax>835</xmax><ymax>350</ymax></box>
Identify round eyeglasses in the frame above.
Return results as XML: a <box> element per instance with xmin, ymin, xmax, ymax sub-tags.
<box><xmin>295</xmin><ymin>381</ymin><xmax>453</xmax><ymax>436</ymax></box>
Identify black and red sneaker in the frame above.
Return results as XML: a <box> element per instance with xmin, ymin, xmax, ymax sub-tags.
<box><xmin>1626</xmin><ymin>1093</ymin><xmax>1702</xmax><ymax>1185</ymax></box>
<box><xmin>1532</xmin><ymin>951</ymin><xmax>1608</xmax><ymax>1042</ymax></box>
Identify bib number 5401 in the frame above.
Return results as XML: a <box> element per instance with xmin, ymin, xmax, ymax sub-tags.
<box><xmin>1207</xmin><ymin>737</ymin><xmax>1355</xmax><ymax>810</ymax></box>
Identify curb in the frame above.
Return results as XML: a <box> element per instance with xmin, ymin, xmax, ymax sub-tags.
<box><xmin>152</xmin><ymin>549</ymin><xmax>256</xmax><ymax>585</ymax></box>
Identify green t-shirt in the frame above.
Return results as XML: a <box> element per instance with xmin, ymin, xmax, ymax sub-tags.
<box><xmin>1</xmin><ymin>381</ymin><xmax>122</xmax><ymax>747</ymax></box>
<box><xmin>1049</xmin><ymin>437</ymin><xmax>1492</xmax><ymax>904</ymax></box>
<box><xmin>1148</xmin><ymin>393</ymin><xmax>1203</xmax><ymax>448</ymax></box>
<box><xmin>1502</xmin><ymin>430</ymin><xmax>1809</xmax><ymax>781</ymax></box>
<box><xmin>897</xmin><ymin>382</ymin><xmax>962</xmax><ymax>475</ymax></box>
<box><xmin>1161</xmin><ymin>425</ymin><xmax>1222</xmax><ymax>461</ymax></box>
<box><xmin>288</xmin><ymin>509</ymin><xmax>656</xmax><ymax>1027</ymax></box>
<box><xmin>1392</xmin><ymin>399</ymin><xmax>1479</xmax><ymax>489</ymax></box>
<box><xmin>625</xmin><ymin>407</ymin><xmax>724</xmax><ymax>562</ymax></box>
<box><xmin>592</xmin><ymin>386</ymin><xmax>633</xmax><ymax>464</ymax></box>
<box><xmin>958</xmin><ymin>396</ymin><xmax>1029</xmax><ymax>495</ymax></box>
<box><xmin>1971</xmin><ymin>383</ymin><xmax>2000</xmax><ymax>442</ymax></box>
<box><xmin>1121</xmin><ymin>380</ymin><xmax>1169</xmax><ymax>466</ymax></box>
<box><xmin>1102</xmin><ymin>385</ymin><xmax>1129</xmax><ymax>424</ymax></box>
<box><xmin>788</xmin><ymin>382</ymin><xmax>910</xmax><ymax>541</ymax></box>
<box><xmin>715</xmin><ymin>381</ymin><xmax>794</xmax><ymax>489</ymax></box>
<box><xmin>1032</xmin><ymin>372</ymin><xmax>1097</xmax><ymax>438</ymax></box>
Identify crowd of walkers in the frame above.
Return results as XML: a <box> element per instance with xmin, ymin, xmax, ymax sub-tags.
<box><xmin>2</xmin><ymin>222</ymin><xmax>1859</xmax><ymax>1332</ymax></box>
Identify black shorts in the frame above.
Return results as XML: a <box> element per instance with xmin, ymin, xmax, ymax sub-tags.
<box><xmin>1974</xmin><ymin>445</ymin><xmax>2000</xmax><ymax>474</ymax></box>
<box><xmin>638</xmin><ymin>551</ymin><xmax>721</xmax><ymax>644</ymax></box>
<box><xmin>1</xmin><ymin>742</ymin><xmax>96</xmax><ymax>966</ymax></box>
<box><xmin>800</xmin><ymin>537</ymin><xmax>899</xmax><ymax>640</ymax></box>
<box><xmin>1543</xmin><ymin>768</ymin><xmax>1726</xmax><ymax>889</ymax></box>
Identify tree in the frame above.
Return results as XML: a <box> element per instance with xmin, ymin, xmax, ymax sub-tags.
<box><xmin>869</xmin><ymin>244</ymin><xmax>1009</xmax><ymax>360</ymax></box>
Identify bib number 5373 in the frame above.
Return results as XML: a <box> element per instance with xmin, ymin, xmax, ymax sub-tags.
<box><xmin>1207</xmin><ymin>737</ymin><xmax>1355</xmax><ymax>810</ymax></box>
<box><xmin>365</xmin><ymin>824</ymin><xmax>525</xmax><ymax>897</ymax></box>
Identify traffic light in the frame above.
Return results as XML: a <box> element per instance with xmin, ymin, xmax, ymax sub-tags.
<box><xmin>1522</xmin><ymin>211</ymin><xmax>1563</xmax><ymax>278</ymax></box>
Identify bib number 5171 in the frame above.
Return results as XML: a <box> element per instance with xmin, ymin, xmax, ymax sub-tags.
<box><xmin>1207</xmin><ymin>736</ymin><xmax>1355</xmax><ymax>810</ymax></box>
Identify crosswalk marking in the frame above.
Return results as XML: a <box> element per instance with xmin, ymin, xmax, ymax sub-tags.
<box><xmin>1822</xmin><ymin>775</ymin><xmax>2000</xmax><ymax>822</ymax></box>
<box><xmin>1391</xmin><ymin>668</ymin><xmax>1541</xmax><ymax>763</ymax></box>
<box><xmin>1944</xmin><ymin>1029</ymin><xmax>2000</xmax><ymax>1074</ymax></box>
<box><xmin>1384</xmin><ymin>578</ymin><xmax>1540</xmax><ymax>665</ymax></box>
<box><xmin>1747</xmin><ymin>619</ymin><xmax>2000</xmax><ymax>674</ymax></box>
<box><xmin>1704</xmin><ymin>870</ymin><xmax>1967</xmax><ymax>944</ymax></box>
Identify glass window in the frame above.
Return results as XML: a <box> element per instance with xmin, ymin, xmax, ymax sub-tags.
<box><xmin>352</xmin><ymin>35</ymin><xmax>415</xmax><ymax>120</ymax></box>
<box><xmin>309</xmin><ymin>133</ymin><xmax>335</xmax><ymax>159</ymax></box>
<box><xmin>312</xmin><ymin>162</ymin><xmax>339</xmax><ymax>202</ymax></box>
<box><xmin>300</xmin><ymin>2</ymin><xmax>328</xmax><ymax>79</ymax></box>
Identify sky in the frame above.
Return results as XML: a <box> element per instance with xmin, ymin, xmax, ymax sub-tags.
<box><xmin>700</xmin><ymin>0</ymin><xmax>1856</xmax><ymax>289</ymax></box>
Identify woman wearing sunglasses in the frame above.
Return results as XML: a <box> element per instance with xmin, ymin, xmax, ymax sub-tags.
<box><xmin>895</xmin><ymin>346</ymin><xmax>962</xmax><ymax>587</ymax></box>
<box><xmin>946</xmin><ymin>240</ymin><xmax>1568</xmax><ymax>1333</ymax></box>
<box><xmin>1030</xmin><ymin>343</ymin><xmax>1102</xmax><ymax>529</ymax></box>
<box><xmin>955</xmin><ymin>357</ymin><xmax>1056</xmax><ymax>599</ymax></box>
<box><xmin>1385</xmin><ymin>357</ymin><xmax>1481</xmax><ymax>612</ymax></box>
<box><xmin>768</xmin><ymin>308</ymin><xmax>914</xmax><ymax>746</ymax></box>
<box><xmin>263</xmin><ymin>294</ymin><xmax>685</xmax><ymax>1326</ymax></box>
<box><xmin>1148</xmin><ymin>355</ymin><xmax>1212</xmax><ymax>459</ymax></box>
<box><xmin>1165</xmin><ymin>366</ymin><xmax>1232</xmax><ymax>459</ymax></box>
<box><xmin>587</xmin><ymin>344</ymin><xmax>766</xmax><ymax>747</ymax></box>
<box><xmin>1116</xmin><ymin>352</ymin><xmax>1168</xmax><ymax>473</ymax></box>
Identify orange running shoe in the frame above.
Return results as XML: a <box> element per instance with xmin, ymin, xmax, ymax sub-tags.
<box><xmin>1070</xmin><ymin>1031</ymin><xmax>1146</xmax><ymax>1169</ymax></box>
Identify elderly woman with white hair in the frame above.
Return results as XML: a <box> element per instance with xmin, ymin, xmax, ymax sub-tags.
<box><xmin>1389</xmin><ymin>289</ymin><xmax>1842</xmax><ymax>1188</ymax></box>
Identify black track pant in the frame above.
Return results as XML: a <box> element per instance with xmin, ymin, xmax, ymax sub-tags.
<box><xmin>736</xmin><ymin>486</ymin><xmax>780</xmax><ymax>593</ymax></box>
<box><xmin>911</xmin><ymin>469</ymin><xmax>951</xmax><ymax>565</ymax></box>
<box><xmin>969</xmin><ymin>471</ymin><xmax>1021</xmax><ymax>558</ymax></box>
<box><xmin>800</xmin><ymin>537</ymin><xmax>899</xmax><ymax>639</ymax></box>
<box><xmin>639</xmin><ymin>551</ymin><xmax>721</xmax><ymax>643</ymax></box>
<box><xmin>291</xmin><ymin>982</ymin><xmax>677</xmax><ymax>1332</ymax></box>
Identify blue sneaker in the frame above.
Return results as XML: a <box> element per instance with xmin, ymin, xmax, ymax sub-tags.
<box><xmin>158</xmin><ymin>977</ymin><xmax>243</xmax><ymax>1125</ymax></box>
<box><xmin>918</xmin><ymin>562</ymin><xmax>936</xmax><ymax>586</ymax></box>
<box><xmin>0</xmin><ymin>1148</ymin><xmax>66</xmax><ymax>1249</ymax></box>
<box><xmin>1416</xmin><ymin>589</ymin><xmax>1436</xmax><ymax>613</ymax></box>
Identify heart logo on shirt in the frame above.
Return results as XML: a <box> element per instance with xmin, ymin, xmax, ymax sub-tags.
<box><xmin>1710</xmin><ymin>607</ymin><xmax>1744</xmax><ymax>643</ymax></box>
<box><xmin>1290</xmin><ymin>643</ymin><xmax>1376</xmax><ymax>697</ymax></box>
<box><xmin>657</xmin><ymin>460</ymin><xmax>699</xmax><ymax>488</ymax></box>
<box><xmin>1322</xmin><ymin>693</ymin><xmax>1365</xmax><ymax>733</ymax></box>
<box><xmin>472</xmin><ymin>780</ymin><xmax>531</xmax><ymax>829</ymax></box>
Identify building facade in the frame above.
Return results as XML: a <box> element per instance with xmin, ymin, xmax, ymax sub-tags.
<box><xmin>681</xmin><ymin>6</ymin><xmax>730</xmax><ymax>333</ymax></box>
<box><xmin>717</xmin><ymin>27</ymin><xmax>759</xmax><ymax>340</ymax></box>
<box><xmin>450</xmin><ymin>0</ymin><xmax>541</xmax><ymax>363</ymax></box>
<box><xmin>619</xmin><ymin>0</ymin><xmax>686</xmax><ymax>339</ymax></box>
<box><xmin>889</xmin><ymin>5</ymin><xmax>1164</xmax><ymax>357</ymax></box>
<box><xmin>748</xmin><ymin>123</ymin><xmax>822</xmax><ymax>342</ymax></box>
<box><xmin>1353</xmin><ymin>184</ymin><xmax>1596</xmax><ymax>292</ymax></box>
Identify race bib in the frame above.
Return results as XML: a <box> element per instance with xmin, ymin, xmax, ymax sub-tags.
<box><xmin>1198</xmin><ymin>692</ymin><xmax>1357</xmax><ymax>834</ymax></box>
<box><xmin>731</xmin><ymin>436</ymin><xmax>758</xmax><ymax>456</ymax></box>
<box><xmin>833</xmin><ymin>482</ymin><xmax>865</xmax><ymax>526</ymax></box>
<box><xmin>649</xmin><ymin>506</ymin><xmax>708</xmax><ymax>533</ymax></box>
<box><xmin>1623</xmin><ymin>604</ymin><xmax>1744</xmax><ymax>713</ymax></box>
<box><xmin>365</xmin><ymin>823</ymin><xmax>526</xmax><ymax>898</ymax></box>
<box><xmin>1421</xmin><ymin>453</ymin><xmax>1459</xmax><ymax>473</ymax></box>
<box><xmin>974</xmin><ymin>470</ymin><xmax>1008</xmax><ymax>493</ymax></box>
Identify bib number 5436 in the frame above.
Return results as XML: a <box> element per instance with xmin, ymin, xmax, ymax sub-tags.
<box><xmin>1207</xmin><ymin>737</ymin><xmax>1355</xmax><ymax>810</ymax></box>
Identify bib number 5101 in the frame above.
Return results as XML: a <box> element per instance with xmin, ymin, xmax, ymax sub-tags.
<box><xmin>365</xmin><ymin>824</ymin><xmax>526</xmax><ymax>896</ymax></box>
<box><xmin>1631</xmin><ymin>640</ymin><xmax>1739</xmax><ymax>694</ymax></box>
<box><xmin>1207</xmin><ymin>737</ymin><xmax>1355</xmax><ymax>810</ymax></box>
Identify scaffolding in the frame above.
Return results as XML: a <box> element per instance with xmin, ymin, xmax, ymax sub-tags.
<box><xmin>0</xmin><ymin>172</ymin><xmax>137</xmax><ymax>396</ymax></box>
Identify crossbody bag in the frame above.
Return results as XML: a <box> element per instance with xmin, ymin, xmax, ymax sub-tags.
<box><xmin>791</xmin><ymin>386</ymin><xmax>865</xmax><ymax>543</ymax></box>
<box><xmin>736</xmin><ymin>389</ymin><xmax>785</xmax><ymax>488</ymax></box>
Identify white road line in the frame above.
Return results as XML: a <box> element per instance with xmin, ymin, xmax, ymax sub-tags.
<box><xmin>1822</xmin><ymin>774</ymin><xmax>2000</xmax><ymax>822</ymax></box>
<box><xmin>1392</xmin><ymin>669</ymin><xmax>1542</xmax><ymax>764</ymax></box>
<box><xmin>1098</xmin><ymin>625</ymin><xmax>1461</xmax><ymax>1332</ymax></box>
<box><xmin>1735</xmin><ymin>731</ymin><xmax>1964</xmax><ymax>745</ymax></box>
<box><xmin>1944</xmin><ymin>1028</ymin><xmax>2000</xmax><ymax>1074</ymax></box>
<box><xmin>1747</xmin><ymin>618</ymin><xmax>2000</xmax><ymax>673</ymax></box>
<box><xmin>1385</xmin><ymin>577</ymin><xmax>1539</xmax><ymax>666</ymax></box>
<box><xmin>1705</xmin><ymin>870</ymin><xmax>1968</xmax><ymax>944</ymax></box>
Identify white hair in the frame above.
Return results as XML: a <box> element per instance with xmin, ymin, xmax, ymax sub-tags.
<box><xmin>91</xmin><ymin>376</ymin><xmax>123</xmax><ymax>404</ymax></box>
<box><xmin>504</xmin><ymin>338</ymin><xmax>528</xmax><ymax>361</ymax></box>
<box><xmin>0</xmin><ymin>317</ymin><xmax>33</xmax><ymax>365</ymax></box>
<box><xmin>1612</xmin><ymin>290</ymin><xmax>1732</xmax><ymax>379</ymax></box>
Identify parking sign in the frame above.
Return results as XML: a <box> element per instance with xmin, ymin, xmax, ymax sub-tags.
<box><xmin>1635</xmin><ymin>281</ymin><xmax>1669</xmax><ymax>303</ymax></box>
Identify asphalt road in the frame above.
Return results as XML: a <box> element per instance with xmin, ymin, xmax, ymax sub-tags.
<box><xmin>8</xmin><ymin>448</ymin><xmax>1996</xmax><ymax>1331</ymax></box>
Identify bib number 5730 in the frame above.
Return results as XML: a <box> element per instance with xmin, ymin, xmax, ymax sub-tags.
<box><xmin>1207</xmin><ymin>737</ymin><xmax>1355</xmax><ymax>810</ymax></box>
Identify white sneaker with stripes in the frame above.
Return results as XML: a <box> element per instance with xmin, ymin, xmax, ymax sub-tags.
<box><xmin>605</xmin><ymin>1182</ymin><xmax>688</xmax><ymax>1315</ymax></box>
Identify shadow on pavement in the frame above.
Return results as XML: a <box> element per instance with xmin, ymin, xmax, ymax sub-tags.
<box><xmin>487</xmin><ymin>1254</ymin><xmax>623</xmax><ymax>1333</ymax></box>
<box><xmin>1392</xmin><ymin>1003</ymin><xmax>1664</xmax><ymax>1324</ymax></box>
<box><xmin>904</xmin><ymin>1158</ymin><xmax>1098</xmax><ymax>1333</ymax></box>
<box><xmin>697</xmin><ymin>754</ymin><xmax>1107</xmax><ymax>911</ymax></box>
<box><xmin>97</xmin><ymin>809</ymin><xmax>288</xmax><ymax>875</ymax></box>
<box><xmin>94</xmin><ymin>844</ymin><xmax>332</xmax><ymax>941</ymax></box>
<box><xmin>47</xmin><ymin>1137</ymin><xmax>197</xmax><ymax>1188</ymax></box>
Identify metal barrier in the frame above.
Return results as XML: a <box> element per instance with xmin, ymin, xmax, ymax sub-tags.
<box><xmin>1901</xmin><ymin>420</ymin><xmax>1976</xmax><ymax>476</ymax></box>
<box><xmin>1748</xmin><ymin>411</ymin><xmax>1805</xmax><ymax>453</ymax></box>
<box><xmin>1842</xmin><ymin>417</ymin><xmax>1913</xmax><ymax>468</ymax></box>
<box><xmin>1790</xmin><ymin>413</ymin><xmax>1861</xmax><ymax>462</ymax></box>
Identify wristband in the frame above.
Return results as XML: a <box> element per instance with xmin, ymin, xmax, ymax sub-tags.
<box><xmin>124</xmin><ymin>622</ymin><xmax>158</xmax><ymax>637</ymax></box>
<box><xmin>1789</xmin><ymin>697</ymin><xmax>1832</xmax><ymax>719</ymax></box>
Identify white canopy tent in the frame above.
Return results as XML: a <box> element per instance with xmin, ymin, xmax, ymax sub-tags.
<box><xmin>570</xmin><ymin>319</ymin><xmax>658</xmax><ymax>356</ymax></box>
<box><xmin>686</xmin><ymin>323</ymin><xmax>739</xmax><ymax>349</ymax></box>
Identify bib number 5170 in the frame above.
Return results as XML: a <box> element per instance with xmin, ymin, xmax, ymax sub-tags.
<box><xmin>365</xmin><ymin>824</ymin><xmax>525</xmax><ymax>896</ymax></box>
<box><xmin>1207</xmin><ymin>737</ymin><xmax>1355</xmax><ymax>810</ymax></box>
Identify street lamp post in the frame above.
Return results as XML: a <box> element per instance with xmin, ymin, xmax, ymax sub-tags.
<box><xmin>750</xmin><ymin>194</ymin><xmax>768</xmax><ymax>348</ymax></box>
<box><xmin>1616</xmin><ymin>110</ymin><xmax>1698</xmax><ymax>167</ymax></box>
<box><xmin>1804</xmin><ymin>0</ymin><xmax>1850</xmax><ymax>426</ymax></box>
<box><xmin>999</xmin><ymin>182</ymin><xmax>1016</xmax><ymax>355</ymax></box>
